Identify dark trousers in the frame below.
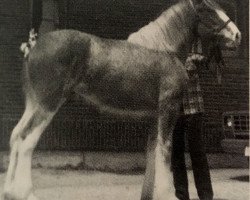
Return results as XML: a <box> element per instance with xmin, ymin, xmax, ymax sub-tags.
<box><xmin>172</xmin><ymin>113</ymin><xmax>213</xmax><ymax>200</ymax></box>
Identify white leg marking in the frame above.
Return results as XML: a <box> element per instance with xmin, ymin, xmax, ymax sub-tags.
<box><xmin>141</xmin><ymin>134</ymin><xmax>156</xmax><ymax>200</ymax></box>
<box><xmin>4</xmin><ymin>105</ymin><xmax>34</xmax><ymax>195</ymax></box>
<box><xmin>11</xmin><ymin>112</ymin><xmax>54</xmax><ymax>199</ymax></box>
<box><xmin>3</xmin><ymin>101</ymin><xmax>58</xmax><ymax>200</ymax></box>
<box><xmin>3</xmin><ymin>141</ymin><xmax>18</xmax><ymax>194</ymax></box>
<box><xmin>153</xmin><ymin>141</ymin><xmax>176</xmax><ymax>200</ymax></box>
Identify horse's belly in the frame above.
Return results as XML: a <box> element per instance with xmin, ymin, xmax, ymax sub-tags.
<box><xmin>74</xmin><ymin>83</ymin><xmax>158</xmax><ymax>118</ymax></box>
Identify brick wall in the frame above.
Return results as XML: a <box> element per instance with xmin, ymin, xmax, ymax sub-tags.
<box><xmin>201</xmin><ymin>58</ymin><xmax>249</xmax><ymax>124</ymax></box>
<box><xmin>200</xmin><ymin>57</ymin><xmax>248</xmax><ymax>151</ymax></box>
<box><xmin>63</xmin><ymin>0</ymin><xmax>173</xmax><ymax>39</ymax></box>
<box><xmin>0</xmin><ymin>0</ymin><xmax>31</xmax><ymax>108</ymax></box>
<box><xmin>0</xmin><ymin>0</ymin><xmax>31</xmax><ymax>150</ymax></box>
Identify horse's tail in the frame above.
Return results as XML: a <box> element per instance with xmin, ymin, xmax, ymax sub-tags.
<box><xmin>20</xmin><ymin>29</ymin><xmax>38</xmax><ymax>58</ymax></box>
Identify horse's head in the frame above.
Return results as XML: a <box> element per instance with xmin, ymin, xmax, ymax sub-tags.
<box><xmin>190</xmin><ymin>0</ymin><xmax>241</xmax><ymax>50</ymax></box>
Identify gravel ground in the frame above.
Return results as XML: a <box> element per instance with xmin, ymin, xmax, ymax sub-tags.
<box><xmin>0</xmin><ymin>168</ymin><xmax>249</xmax><ymax>200</ymax></box>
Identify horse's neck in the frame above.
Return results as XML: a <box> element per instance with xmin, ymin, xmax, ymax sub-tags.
<box><xmin>128</xmin><ymin>1</ymin><xmax>196</xmax><ymax>60</ymax></box>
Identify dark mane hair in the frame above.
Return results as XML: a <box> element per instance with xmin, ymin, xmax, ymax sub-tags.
<box><xmin>203</xmin><ymin>0</ymin><xmax>224</xmax><ymax>11</ymax></box>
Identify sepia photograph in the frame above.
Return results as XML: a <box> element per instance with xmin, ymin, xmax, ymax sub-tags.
<box><xmin>0</xmin><ymin>0</ymin><xmax>249</xmax><ymax>200</ymax></box>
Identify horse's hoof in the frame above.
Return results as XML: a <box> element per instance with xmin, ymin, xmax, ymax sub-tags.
<box><xmin>1</xmin><ymin>191</ymin><xmax>37</xmax><ymax>200</ymax></box>
<box><xmin>1</xmin><ymin>192</ymin><xmax>15</xmax><ymax>200</ymax></box>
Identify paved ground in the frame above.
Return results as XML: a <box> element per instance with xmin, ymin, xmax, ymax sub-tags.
<box><xmin>0</xmin><ymin>168</ymin><xmax>249</xmax><ymax>200</ymax></box>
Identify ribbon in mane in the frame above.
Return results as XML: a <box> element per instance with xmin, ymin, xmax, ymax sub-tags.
<box><xmin>20</xmin><ymin>29</ymin><xmax>38</xmax><ymax>58</ymax></box>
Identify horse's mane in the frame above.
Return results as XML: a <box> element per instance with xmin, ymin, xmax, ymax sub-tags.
<box><xmin>128</xmin><ymin>0</ymin><xmax>195</xmax><ymax>53</ymax></box>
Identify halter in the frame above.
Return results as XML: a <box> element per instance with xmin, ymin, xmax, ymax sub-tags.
<box><xmin>215</xmin><ymin>19</ymin><xmax>231</xmax><ymax>33</ymax></box>
<box><xmin>188</xmin><ymin>0</ymin><xmax>228</xmax><ymax>84</ymax></box>
<box><xmin>201</xmin><ymin>19</ymin><xmax>231</xmax><ymax>34</ymax></box>
<box><xmin>188</xmin><ymin>0</ymin><xmax>232</xmax><ymax>34</ymax></box>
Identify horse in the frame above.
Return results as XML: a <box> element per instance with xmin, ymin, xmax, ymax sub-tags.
<box><xmin>2</xmin><ymin>0</ymin><xmax>241</xmax><ymax>199</ymax></box>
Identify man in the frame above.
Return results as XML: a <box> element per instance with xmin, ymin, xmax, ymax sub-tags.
<box><xmin>172</xmin><ymin>44</ymin><xmax>214</xmax><ymax>200</ymax></box>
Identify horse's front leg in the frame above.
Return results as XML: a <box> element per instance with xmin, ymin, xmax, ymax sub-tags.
<box><xmin>153</xmin><ymin>103</ymin><xmax>180</xmax><ymax>200</ymax></box>
<box><xmin>141</xmin><ymin>133</ymin><xmax>157</xmax><ymax>200</ymax></box>
<box><xmin>141</xmin><ymin>84</ymin><xmax>181</xmax><ymax>200</ymax></box>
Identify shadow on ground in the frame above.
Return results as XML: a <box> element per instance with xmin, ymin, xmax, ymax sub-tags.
<box><xmin>192</xmin><ymin>199</ymin><xmax>227</xmax><ymax>200</ymax></box>
<box><xmin>230</xmin><ymin>175</ymin><xmax>249</xmax><ymax>182</ymax></box>
<box><xmin>49</xmin><ymin>163</ymin><xmax>145</xmax><ymax>175</ymax></box>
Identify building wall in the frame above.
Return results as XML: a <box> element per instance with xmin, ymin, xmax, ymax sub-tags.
<box><xmin>0</xmin><ymin>0</ymin><xmax>248</xmax><ymax>152</ymax></box>
<box><xmin>201</xmin><ymin>0</ymin><xmax>249</xmax><ymax>131</ymax></box>
<box><xmin>0</xmin><ymin>0</ymin><xmax>31</xmax><ymax>149</ymax></box>
<box><xmin>201</xmin><ymin>58</ymin><xmax>249</xmax><ymax>124</ymax></box>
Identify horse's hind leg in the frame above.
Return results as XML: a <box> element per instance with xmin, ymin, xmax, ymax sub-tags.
<box><xmin>3</xmin><ymin>102</ymin><xmax>35</xmax><ymax>196</ymax></box>
<box><xmin>3</xmin><ymin>99</ymin><xmax>62</xmax><ymax>200</ymax></box>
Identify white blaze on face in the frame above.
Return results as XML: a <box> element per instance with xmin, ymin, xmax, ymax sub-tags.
<box><xmin>216</xmin><ymin>9</ymin><xmax>241</xmax><ymax>48</ymax></box>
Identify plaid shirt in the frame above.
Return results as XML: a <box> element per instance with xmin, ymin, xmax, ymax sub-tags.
<box><xmin>182</xmin><ymin>54</ymin><xmax>205</xmax><ymax>115</ymax></box>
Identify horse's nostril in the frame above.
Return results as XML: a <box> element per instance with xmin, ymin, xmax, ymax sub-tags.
<box><xmin>235</xmin><ymin>33</ymin><xmax>239</xmax><ymax>39</ymax></box>
<box><xmin>235</xmin><ymin>32</ymin><xmax>241</xmax><ymax>43</ymax></box>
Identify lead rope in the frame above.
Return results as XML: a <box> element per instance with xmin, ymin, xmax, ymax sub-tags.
<box><xmin>185</xmin><ymin>31</ymin><xmax>206</xmax><ymax>72</ymax></box>
<box><xmin>205</xmin><ymin>39</ymin><xmax>225</xmax><ymax>84</ymax></box>
<box><xmin>214</xmin><ymin>42</ymin><xmax>224</xmax><ymax>84</ymax></box>
<box><xmin>185</xmin><ymin>19</ymin><xmax>207</xmax><ymax>70</ymax></box>
<box><xmin>188</xmin><ymin>33</ymin><xmax>224</xmax><ymax>85</ymax></box>
<box><xmin>188</xmin><ymin>16</ymin><xmax>225</xmax><ymax>84</ymax></box>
